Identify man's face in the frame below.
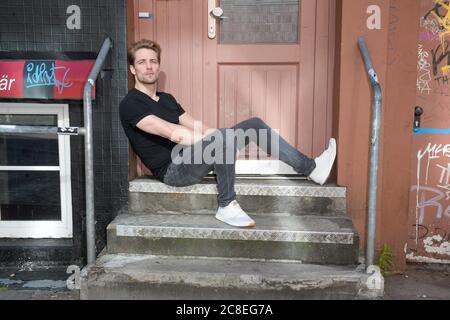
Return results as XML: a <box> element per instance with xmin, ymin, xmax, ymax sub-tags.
<box><xmin>130</xmin><ymin>48</ymin><xmax>160</xmax><ymax>85</ymax></box>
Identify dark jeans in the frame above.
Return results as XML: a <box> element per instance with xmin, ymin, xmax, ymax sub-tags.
<box><xmin>163</xmin><ymin>117</ymin><xmax>316</xmax><ymax>207</ymax></box>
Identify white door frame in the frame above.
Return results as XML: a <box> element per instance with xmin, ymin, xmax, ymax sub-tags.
<box><xmin>235</xmin><ymin>160</ymin><xmax>297</xmax><ymax>175</ymax></box>
<box><xmin>0</xmin><ymin>103</ymin><xmax>73</xmax><ymax>238</ymax></box>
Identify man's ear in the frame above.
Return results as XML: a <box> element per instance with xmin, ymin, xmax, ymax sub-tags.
<box><xmin>130</xmin><ymin>65</ymin><xmax>136</xmax><ymax>76</ymax></box>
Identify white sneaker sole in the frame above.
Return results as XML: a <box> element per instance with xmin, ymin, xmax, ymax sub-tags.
<box><xmin>321</xmin><ymin>139</ymin><xmax>336</xmax><ymax>185</ymax></box>
<box><xmin>309</xmin><ymin>139</ymin><xmax>336</xmax><ymax>185</ymax></box>
<box><xmin>215</xmin><ymin>215</ymin><xmax>256</xmax><ymax>228</ymax></box>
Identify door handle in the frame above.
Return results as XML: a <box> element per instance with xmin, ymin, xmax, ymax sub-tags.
<box><xmin>208</xmin><ymin>0</ymin><xmax>223</xmax><ymax>39</ymax></box>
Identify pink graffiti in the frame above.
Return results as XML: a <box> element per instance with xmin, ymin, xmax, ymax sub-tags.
<box><xmin>419</xmin><ymin>31</ymin><xmax>441</xmax><ymax>42</ymax></box>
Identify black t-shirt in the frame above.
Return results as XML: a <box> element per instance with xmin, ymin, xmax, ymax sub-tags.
<box><xmin>119</xmin><ymin>88</ymin><xmax>185</xmax><ymax>181</ymax></box>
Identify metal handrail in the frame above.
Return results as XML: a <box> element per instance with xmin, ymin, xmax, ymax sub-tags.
<box><xmin>0</xmin><ymin>37</ymin><xmax>112</xmax><ymax>266</ymax></box>
<box><xmin>84</xmin><ymin>37</ymin><xmax>113</xmax><ymax>265</ymax></box>
<box><xmin>357</xmin><ymin>37</ymin><xmax>382</xmax><ymax>268</ymax></box>
<box><xmin>0</xmin><ymin>125</ymin><xmax>84</xmax><ymax>135</ymax></box>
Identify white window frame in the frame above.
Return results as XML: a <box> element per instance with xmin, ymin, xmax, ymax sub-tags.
<box><xmin>0</xmin><ymin>103</ymin><xmax>73</xmax><ymax>238</ymax></box>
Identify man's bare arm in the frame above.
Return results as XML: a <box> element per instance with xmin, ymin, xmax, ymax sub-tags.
<box><xmin>136</xmin><ymin>115</ymin><xmax>203</xmax><ymax>145</ymax></box>
<box><xmin>179</xmin><ymin>113</ymin><xmax>217</xmax><ymax>136</ymax></box>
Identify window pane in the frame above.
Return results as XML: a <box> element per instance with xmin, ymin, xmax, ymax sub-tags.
<box><xmin>0</xmin><ymin>171</ymin><xmax>61</xmax><ymax>221</ymax></box>
<box><xmin>0</xmin><ymin>114</ymin><xmax>59</xmax><ymax>166</ymax></box>
<box><xmin>220</xmin><ymin>0</ymin><xmax>299</xmax><ymax>44</ymax></box>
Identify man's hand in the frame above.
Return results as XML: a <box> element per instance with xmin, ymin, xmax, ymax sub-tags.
<box><xmin>202</xmin><ymin>127</ymin><xmax>218</xmax><ymax>137</ymax></box>
<box><xmin>179</xmin><ymin>112</ymin><xmax>218</xmax><ymax>143</ymax></box>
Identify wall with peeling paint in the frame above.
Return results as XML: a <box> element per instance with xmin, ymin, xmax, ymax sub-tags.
<box><xmin>408</xmin><ymin>0</ymin><xmax>450</xmax><ymax>264</ymax></box>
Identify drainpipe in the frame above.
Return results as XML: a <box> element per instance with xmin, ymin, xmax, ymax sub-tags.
<box><xmin>357</xmin><ymin>37</ymin><xmax>382</xmax><ymax>268</ymax></box>
<box><xmin>84</xmin><ymin>37</ymin><xmax>113</xmax><ymax>265</ymax></box>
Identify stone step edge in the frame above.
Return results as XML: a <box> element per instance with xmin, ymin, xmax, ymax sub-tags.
<box><xmin>109</xmin><ymin>223</ymin><xmax>356</xmax><ymax>245</ymax></box>
<box><xmin>127</xmin><ymin>210</ymin><xmax>349</xmax><ymax>217</ymax></box>
<box><xmin>99</xmin><ymin>252</ymin><xmax>312</xmax><ymax>265</ymax></box>
<box><xmin>129</xmin><ymin>180</ymin><xmax>346</xmax><ymax>198</ymax></box>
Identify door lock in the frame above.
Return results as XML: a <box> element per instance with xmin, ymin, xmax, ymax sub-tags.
<box><xmin>414</xmin><ymin>106</ymin><xmax>424</xmax><ymax>130</ymax></box>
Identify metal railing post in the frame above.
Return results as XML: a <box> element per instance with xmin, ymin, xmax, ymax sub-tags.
<box><xmin>357</xmin><ymin>37</ymin><xmax>382</xmax><ymax>268</ymax></box>
<box><xmin>84</xmin><ymin>37</ymin><xmax>112</xmax><ymax>266</ymax></box>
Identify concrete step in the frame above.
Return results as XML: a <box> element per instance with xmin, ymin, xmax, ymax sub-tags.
<box><xmin>106</xmin><ymin>213</ymin><xmax>359</xmax><ymax>265</ymax></box>
<box><xmin>80</xmin><ymin>253</ymin><xmax>382</xmax><ymax>300</ymax></box>
<box><xmin>129</xmin><ymin>177</ymin><xmax>347</xmax><ymax>216</ymax></box>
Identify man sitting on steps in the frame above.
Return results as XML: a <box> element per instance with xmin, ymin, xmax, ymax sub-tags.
<box><xmin>119</xmin><ymin>39</ymin><xmax>337</xmax><ymax>228</ymax></box>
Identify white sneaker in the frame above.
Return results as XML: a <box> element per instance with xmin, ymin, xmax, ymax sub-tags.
<box><xmin>215</xmin><ymin>200</ymin><xmax>256</xmax><ymax>228</ymax></box>
<box><xmin>308</xmin><ymin>138</ymin><xmax>337</xmax><ymax>186</ymax></box>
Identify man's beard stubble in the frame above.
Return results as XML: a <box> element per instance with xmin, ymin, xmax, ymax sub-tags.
<box><xmin>137</xmin><ymin>73</ymin><xmax>158</xmax><ymax>85</ymax></box>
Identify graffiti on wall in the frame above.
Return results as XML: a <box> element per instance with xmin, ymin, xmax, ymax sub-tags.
<box><xmin>429</xmin><ymin>0</ymin><xmax>450</xmax><ymax>52</ymax></box>
<box><xmin>429</xmin><ymin>0</ymin><xmax>450</xmax><ymax>75</ymax></box>
<box><xmin>409</xmin><ymin>0</ymin><xmax>450</xmax><ymax>264</ymax></box>
<box><xmin>418</xmin><ymin>44</ymin><xmax>433</xmax><ymax>94</ymax></box>
<box><xmin>431</xmin><ymin>41</ymin><xmax>450</xmax><ymax>86</ymax></box>
<box><xmin>409</xmin><ymin>142</ymin><xmax>450</xmax><ymax>262</ymax></box>
<box><xmin>418</xmin><ymin>0</ymin><xmax>450</xmax><ymax>95</ymax></box>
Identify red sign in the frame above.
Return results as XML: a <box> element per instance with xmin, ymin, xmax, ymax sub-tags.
<box><xmin>0</xmin><ymin>61</ymin><xmax>24</xmax><ymax>98</ymax></box>
<box><xmin>0</xmin><ymin>59</ymin><xmax>95</xmax><ymax>100</ymax></box>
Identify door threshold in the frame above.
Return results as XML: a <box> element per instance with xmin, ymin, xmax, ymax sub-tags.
<box><xmin>203</xmin><ymin>174</ymin><xmax>307</xmax><ymax>180</ymax></box>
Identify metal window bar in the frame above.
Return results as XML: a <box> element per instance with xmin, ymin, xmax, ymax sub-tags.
<box><xmin>0</xmin><ymin>37</ymin><xmax>112</xmax><ymax>266</ymax></box>
<box><xmin>357</xmin><ymin>37</ymin><xmax>382</xmax><ymax>268</ymax></box>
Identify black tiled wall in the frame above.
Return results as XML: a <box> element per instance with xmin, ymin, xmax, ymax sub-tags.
<box><xmin>0</xmin><ymin>0</ymin><xmax>129</xmax><ymax>266</ymax></box>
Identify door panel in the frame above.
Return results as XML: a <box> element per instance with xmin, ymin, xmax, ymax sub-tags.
<box><xmin>219</xmin><ymin>64</ymin><xmax>297</xmax><ymax>146</ymax></box>
<box><xmin>155</xmin><ymin>0</ymin><xmax>203</xmax><ymax>120</ymax></box>
<box><xmin>207</xmin><ymin>0</ymin><xmax>314</xmax><ymax>172</ymax></box>
<box><xmin>219</xmin><ymin>65</ymin><xmax>297</xmax><ymax>164</ymax></box>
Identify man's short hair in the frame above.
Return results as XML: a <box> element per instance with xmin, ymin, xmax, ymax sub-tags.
<box><xmin>128</xmin><ymin>39</ymin><xmax>161</xmax><ymax>66</ymax></box>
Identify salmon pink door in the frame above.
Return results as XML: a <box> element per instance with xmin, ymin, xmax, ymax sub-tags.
<box><xmin>126</xmin><ymin>0</ymin><xmax>336</xmax><ymax>177</ymax></box>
